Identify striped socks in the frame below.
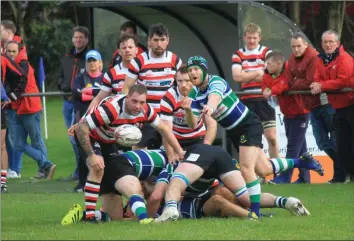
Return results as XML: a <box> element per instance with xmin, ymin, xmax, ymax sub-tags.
<box><xmin>1</xmin><ymin>170</ymin><xmax>7</xmax><ymax>189</ymax></box>
<box><xmin>269</xmin><ymin>158</ymin><xmax>295</xmax><ymax>174</ymax></box>
<box><xmin>275</xmin><ymin>196</ymin><xmax>288</xmax><ymax>208</ymax></box>
<box><xmin>84</xmin><ymin>180</ymin><xmax>100</xmax><ymax>219</ymax></box>
<box><xmin>129</xmin><ymin>194</ymin><xmax>149</xmax><ymax>220</ymax></box>
<box><xmin>246</xmin><ymin>179</ymin><xmax>261</xmax><ymax>217</ymax></box>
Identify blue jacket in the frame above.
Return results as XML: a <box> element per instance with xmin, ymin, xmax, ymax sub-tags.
<box><xmin>1</xmin><ymin>83</ymin><xmax>8</xmax><ymax>102</ymax></box>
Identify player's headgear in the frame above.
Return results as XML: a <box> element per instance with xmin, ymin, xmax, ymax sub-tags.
<box><xmin>186</xmin><ymin>56</ymin><xmax>208</xmax><ymax>84</ymax></box>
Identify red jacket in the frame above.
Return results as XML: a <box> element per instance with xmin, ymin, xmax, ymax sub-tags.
<box><xmin>14</xmin><ymin>51</ymin><xmax>42</xmax><ymax>114</ymax></box>
<box><xmin>262</xmin><ymin>62</ymin><xmax>309</xmax><ymax>118</ymax></box>
<box><xmin>288</xmin><ymin>46</ymin><xmax>320</xmax><ymax>110</ymax></box>
<box><xmin>314</xmin><ymin>46</ymin><xmax>354</xmax><ymax>109</ymax></box>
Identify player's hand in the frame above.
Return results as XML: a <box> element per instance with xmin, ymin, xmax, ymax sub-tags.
<box><xmin>68</xmin><ymin>124</ymin><xmax>77</xmax><ymax>136</ymax></box>
<box><xmin>87</xmin><ymin>154</ymin><xmax>105</xmax><ymax>171</ymax></box>
<box><xmin>167</xmin><ymin>153</ymin><xmax>180</xmax><ymax>165</ymax></box>
<box><xmin>177</xmin><ymin>150</ymin><xmax>186</xmax><ymax>161</ymax></box>
<box><xmin>263</xmin><ymin>88</ymin><xmax>272</xmax><ymax>99</ymax></box>
<box><xmin>202</xmin><ymin>104</ymin><xmax>214</xmax><ymax>116</ymax></box>
<box><xmin>180</xmin><ymin>97</ymin><xmax>192</xmax><ymax>111</ymax></box>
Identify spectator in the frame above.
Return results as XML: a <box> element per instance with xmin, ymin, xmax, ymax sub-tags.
<box><xmin>1</xmin><ymin>20</ymin><xmax>27</xmax><ymax>179</ymax></box>
<box><xmin>57</xmin><ymin>26</ymin><xmax>90</xmax><ymax>181</ymax></box>
<box><xmin>1</xmin><ymin>20</ymin><xmax>27</xmax><ymax>57</ymax></box>
<box><xmin>232</xmin><ymin>23</ymin><xmax>280</xmax><ymax>159</ymax></box>
<box><xmin>88</xmin><ymin>34</ymin><xmax>139</xmax><ymax>109</ymax></box>
<box><xmin>1</xmin><ymin>83</ymin><xmax>9</xmax><ymax>192</ymax></box>
<box><xmin>310</xmin><ymin>30</ymin><xmax>354</xmax><ymax>178</ymax></box>
<box><xmin>286</xmin><ymin>32</ymin><xmax>344</xmax><ymax>183</ymax></box>
<box><xmin>71</xmin><ymin>50</ymin><xmax>103</xmax><ymax>192</ymax></box>
<box><xmin>262</xmin><ymin>50</ymin><xmax>311</xmax><ymax>184</ymax></box>
<box><xmin>109</xmin><ymin>21</ymin><xmax>147</xmax><ymax>68</ymax></box>
<box><xmin>6</xmin><ymin>41</ymin><xmax>56</xmax><ymax>179</ymax></box>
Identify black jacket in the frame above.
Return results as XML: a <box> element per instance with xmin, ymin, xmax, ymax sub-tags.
<box><xmin>57</xmin><ymin>46</ymin><xmax>89</xmax><ymax>95</ymax></box>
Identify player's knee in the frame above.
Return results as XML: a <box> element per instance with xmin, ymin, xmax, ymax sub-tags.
<box><xmin>89</xmin><ymin>168</ymin><xmax>104</xmax><ymax>178</ymax></box>
<box><xmin>211</xmin><ymin>194</ymin><xmax>225</xmax><ymax>205</ymax></box>
<box><xmin>265</xmin><ymin>134</ymin><xmax>278</xmax><ymax>146</ymax></box>
<box><xmin>149</xmin><ymin>190</ymin><xmax>164</xmax><ymax>203</ymax></box>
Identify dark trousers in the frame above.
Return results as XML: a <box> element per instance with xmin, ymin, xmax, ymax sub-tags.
<box><xmin>334</xmin><ymin>104</ymin><xmax>354</xmax><ymax>177</ymax></box>
<box><xmin>273</xmin><ymin>114</ymin><xmax>310</xmax><ymax>183</ymax></box>
<box><xmin>310</xmin><ymin>104</ymin><xmax>346</xmax><ymax>181</ymax></box>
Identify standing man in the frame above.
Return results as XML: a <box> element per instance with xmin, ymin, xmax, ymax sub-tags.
<box><xmin>311</xmin><ymin>30</ymin><xmax>354</xmax><ymax>178</ymax></box>
<box><xmin>6</xmin><ymin>41</ymin><xmax>56</xmax><ymax>179</ymax></box>
<box><xmin>122</xmin><ymin>23</ymin><xmax>182</xmax><ymax>150</ymax></box>
<box><xmin>285</xmin><ymin>33</ymin><xmax>343</xmax><ymax>183</ymax></box>
<box><xmin>57</xmin><ymin>26</ymin><xmax>90</xmax><ymax>181</ymax></box>
<box><xmin>232</xmin><ymin>23</ymin><xmax>279</xmax><ymax>159</ymax></box>
<box><xmin>109</xmin><ymin>21</ymin><xmax>147</xmax><ymax>69</ymax></box>
<box><xmin>1</xmin><ymin>20</ymin><xmax>26</xmax><ymax>56</ymax></box>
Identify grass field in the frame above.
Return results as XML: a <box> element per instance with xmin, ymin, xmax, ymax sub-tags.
<box><xmin>2</xmin><ymin>98</ymin><xmax>354</xmax><ymax>240</ymax></box>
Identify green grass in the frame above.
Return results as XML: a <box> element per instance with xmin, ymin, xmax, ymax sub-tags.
<box><xmin>2</xmin><ymin>98</ymin><xmax>354</xmax><ymax>240</ymax></box>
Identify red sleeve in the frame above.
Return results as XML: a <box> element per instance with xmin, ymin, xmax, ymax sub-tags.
<box><xmin>290</xmin><ymin>56</ymin><xmax>317</xmax><ymax>91</ymax></box>
<box><xmin>272</xmin><ymin>76</ymin><xmax>289</xmax><ymax>96</ymax></box>
<box><xmin>321</xmin><ymin>55</ymin><xmax>354</xmax><ymax>91</ymax></box>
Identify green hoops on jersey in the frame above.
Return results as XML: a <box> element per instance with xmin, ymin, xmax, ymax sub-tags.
<box><xmin>122</xmin><ymin>149</ymin><xmax>168</xmax><ymax>180</ymax></box>
<box><xmin>187</xmin><ymin>56</ymin><xmax>208</xmax><ymax>84</ymax></box>
<box><xmin>188</xmin><ymin>75</ymin><xmax>249</xmax><ymax>130</ymax></box>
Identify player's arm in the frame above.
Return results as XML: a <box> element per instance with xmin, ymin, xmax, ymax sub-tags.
<box><xmin>122</xmin><ymin>57</ymin><xmax>140</xmax><ymax>94</ymax></box>
<box><xmin>203</xmin><ymin>114</ymin><xmax>217</xmax><ymax>145</ymax></box>
<box><xmin>75</xmin><ymin>120</ymin><xmax>95</xmax><ymax>157</ymax></box>
<box><xmin>161</xmin><ymin>119</ymin><xmax>179</xmax><ymax>163</ymax></box>
<box><xmin>182</xmin><ymin>97</ymin><xmax>199</xmax><ymax>129</ymax></box>
<box><xmin>231</xmin><ymin>53</ymin><xmax>261</xmax><ymax>83</ymax></box>
<box><xmin>147</xmin><ymin>182</ymin><xmax>168</xmax><ymax>218</ymax></box>
<box><xmin>88</xmin><ymin>70</ymin><xmax>114</xmax><ymax>110</ymax></box>
<box><xmin>203</xmin><ymin>80</ymin><xmax>225</xmax><ymax>115</ymax></box>
<box><xmin>88</xmin><ymin>89</ymin><xmax>110</xmax><ymax>110</ymax></box>
<box><xmin>155</xmin><ymin>121</ymin><xmax>184</xmax><ymax>159</ymax></box>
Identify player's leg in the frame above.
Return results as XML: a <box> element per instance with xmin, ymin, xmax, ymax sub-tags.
<box><xmin>155</xmin><ymin>162</ymin><xmax>205</xmax><ymax>222</ymax></box>
<box><xmin>264</xmin><ymin>126</ymin><xmax>279</xmax><ymax>158</ymax></box>
<box><xmin>99</xmin><ymin>194</ymin><xmax>123</xmax><ymax>221</ymax></box>
<box><xmin>202</xmin><ymin>194</ymin><xmax>250</xmax><ymax>218</ymax></box>
<box><xmin>112</xmin><ymin>155</ymin><xmax>154</xmax><ymax>224</ymax></box>
<box><xmin>147</xmin><ymin>182</ymin><xmax>167</xmax><ymax>218</ymax></box>
<box><xmin>1</xmin><ymin>126</ymin><xmax>8</xmax><ymax>192</ymax></box>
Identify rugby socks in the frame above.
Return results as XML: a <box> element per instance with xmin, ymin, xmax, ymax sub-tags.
<box><xmin>129</xmin><ymin>194</ymin><xmax>149</xmax><ymax>220</ymax></box>
<box><xmin>84</xmin><ymin>180</ymin><xmax>100</xmax><ymax>219</ymax></box>
<box><xmin>164</xmin><ymin>200</ymin><xmax>177</xmax><ymax>209</ymax></box>
<box><xmin>269</xmin><ymin>158</ymin><xmax>295</xmax><ymax>174</ymax></box>
<box><xmin>83</xmin><ymin>211</ymin><xmax>110</xmax><ymax>222</ymax></box>
<box><xmin>274</xmin><ymin>196</ymin><xmax>288</xmax><ymax>209</ymax></box>
<box><xmin>234</xmin><ymin>185</ymin><xmax>248</xmax><ymax>198</ymax></box>
<box><xmin>246</xmin><ymin>179</ymin><xmax>261</xmax><ymax>217</ymax></box>
<box><xmin>1</xmin><ymin>170</ymin><xmax>7</xmax><ymax>188</ymax></box>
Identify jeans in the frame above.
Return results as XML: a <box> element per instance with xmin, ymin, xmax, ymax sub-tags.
<box><xmin>273</xmin><ymin>114</ymin><xmax>310</xmax><ymax>183</ymax></box>
<box><xmin>62</xmin><ymin>99</ymin><xmax>80</xmax><ymax>177</ymax></box>
<box><xmin>6</xmin><ymin>109</ymin><xmax>23</xmax><ymax>174</ymax></box>
<box><xmin>13</xmin><ymin>111</ymin><xmax>52</xmax><ymax>170</ymax></box>
<box><xmin>310</xmin><ymin>104</ymin><xmax>346</xmax><ymax>181</ymax></box>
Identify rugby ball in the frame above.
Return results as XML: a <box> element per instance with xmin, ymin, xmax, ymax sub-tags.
<box><xmin>114</xmin><ymin>124</ymin><xmax>142</xmax><ymax>147</ymax></box>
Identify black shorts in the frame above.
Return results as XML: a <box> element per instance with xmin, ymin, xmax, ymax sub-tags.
<box><xmin>183</xmin><ymin>144</ymin><xmax>236</xmax><ymax>179</ymax></box>
<box><xmin>100</xmin><ymin>155</ymin><xmax>136</xmax><ymax>195</ymax></box>
<box><xmin>227</xmin><ymin>111</ymin><xmax>264</xmax><ymax>152</ymax></box>
<box><xmin>136</xmin><ymin>124</ymin><xmax>162</xmax><ymax>149</ymax></box>
<box><xmin>242</xmin><ymin>99</ymin><xmax>276</xmax><ymax>129</ymax></box>
<box><xmin>1</xmin><ymin>109</ymin><xmax>7</xmax><ymax>130</ymax></box>
<box><xmin>179</xmin><ymin>137</ymin><xmax>203</xmax><ymax>151</ymax></box>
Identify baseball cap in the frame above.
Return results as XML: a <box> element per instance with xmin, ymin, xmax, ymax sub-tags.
<box><xmin>86</xmin><ymin>50</ymin><xmax>102</xmax><ymax>61</ymax></box>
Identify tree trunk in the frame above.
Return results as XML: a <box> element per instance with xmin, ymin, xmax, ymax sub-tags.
<box><xmin>328</xmin><ymin>1</ymin><xmax>346</xmax><ymax>39</ymax></box>
<box><xmin>290</xmin><ymin>1</ymin><xmax>301</xmax><ymax>25</ymax></box>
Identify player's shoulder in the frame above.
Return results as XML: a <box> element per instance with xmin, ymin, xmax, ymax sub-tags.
<box><xmin>209</xmin><ymin>75</ymin><xmax>227</xmax><ymax>85</ymax></box>
<box><xmin>188</xmin><ymin>86</ymin><xmax>198</xmax><ymax>98</ymax></box>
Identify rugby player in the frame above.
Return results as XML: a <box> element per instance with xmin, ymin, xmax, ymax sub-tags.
<box><xmin>122</xmin><ymin>23</ymin><xmax>182</xmax><ymax>150</ymax></box>
<box><xmin>88</xmin><ymin>34</ymin><xmax>138</xmax><ymax>110</ymax></box>
<box><xmin>70</xmin><ymin>85</ymin><xmax>184</xmax><ymax>223</ymax></box>
<box><xmin>61</xmin><ymin>148</ymin><xmax>169</xmax><ymax>225</ymax></box>
<box><xmin>181</xmin><ymin>56</ymin><xmax>324</xmax><ymax>218</ymax></box>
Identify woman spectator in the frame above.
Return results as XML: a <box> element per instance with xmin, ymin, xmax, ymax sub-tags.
<box><xmin>71</xmin><ymin>50</ymin><xmax>103</xmax><ymax>192</ymax></box>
